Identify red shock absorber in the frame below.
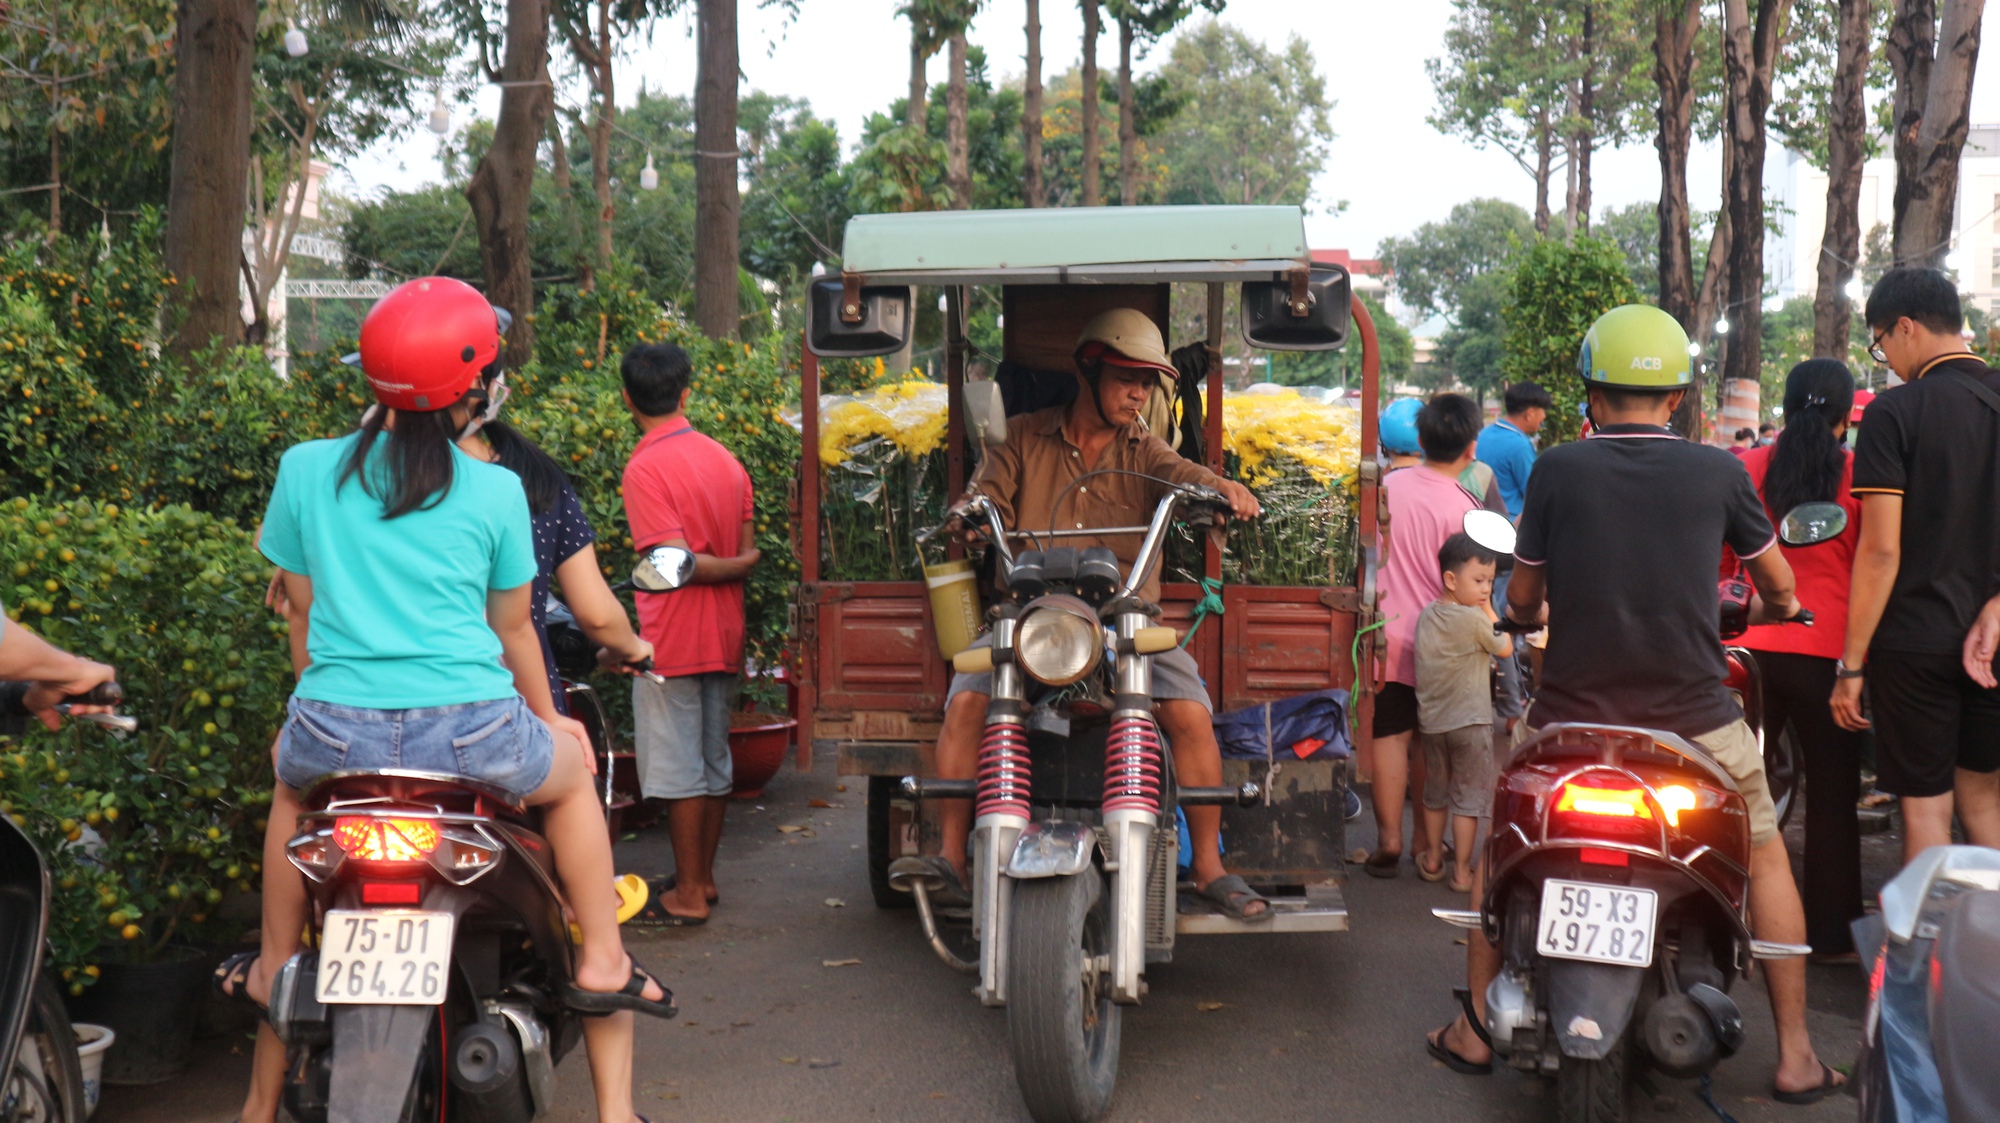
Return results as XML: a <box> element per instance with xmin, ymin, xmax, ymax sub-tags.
<box><xmin>974</xmin><ymin>721</ymin><xmax>1031</xmax><ymax>820</ymax></box>
<box><xmin>1102</xmin><ymin>712</ymin><xmax>1164</xmax><ymax>815</ymax></box>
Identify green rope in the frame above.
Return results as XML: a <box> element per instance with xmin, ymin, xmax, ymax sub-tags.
<box><xmin>1180</xmin><ymin>577</ymin><xmax>1226</xmax><ymax>648</ymax></box>
<box><xmin>1348</xmin><ymin>614</ymin><xmax>1392</xmax><ymax>741</ymax></box>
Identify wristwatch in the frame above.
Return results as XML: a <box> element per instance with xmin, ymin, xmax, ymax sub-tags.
<box><xmin>1833</xmin><ymin>660</ymin><xmax>1866</xmax><ymax>680</ymax></box>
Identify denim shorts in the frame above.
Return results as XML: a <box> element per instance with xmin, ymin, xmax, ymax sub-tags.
<box><xmin>277</xmin><ymin>695</ymin><xmax>555</xmax><ymax>804</ymax></box>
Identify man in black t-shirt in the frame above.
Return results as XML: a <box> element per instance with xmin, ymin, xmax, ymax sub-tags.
<box><xmin>1835</xmin><ymin>267</ymin><xmax>2000</xmax><ymax>864</ymax></box>
<box><xmin>1426</xmin><ymin>305</ymin><xmax>1843</xmax><ymax>1105</ymax></box>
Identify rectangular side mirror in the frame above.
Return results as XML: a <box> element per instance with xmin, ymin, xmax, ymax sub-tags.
<box><xmin>1241</xmin><ymin>265</ymin><xmax>1351</xmax><ymax>352</ymax></box>
<box><xmin>806</xmin><ymin>278</ymin><xmax>912</xmax><ymax>357</ymax></box>
<box><xmin>963</xmin><ymin>380</ymin><xmax>1008</xmax><ymax>448</ymax></box>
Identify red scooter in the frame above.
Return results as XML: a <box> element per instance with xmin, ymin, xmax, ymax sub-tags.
<box><xmin>1434</xmin><ymin>507</ymin><xmax>1833</xmax><ymax>1122</ymax></box>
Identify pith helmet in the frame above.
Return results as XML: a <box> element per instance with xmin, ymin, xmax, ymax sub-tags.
<box><xmin>1577</xmin><ymin>304</ymin><xmax>1693</xmax><ymax>389</ymax></box>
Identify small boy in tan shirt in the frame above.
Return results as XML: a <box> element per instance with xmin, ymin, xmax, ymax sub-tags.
<box><xmin>1415</xmin><ymin>532</ymin><xmax>1513</xmax><ymax>892</ymax></box>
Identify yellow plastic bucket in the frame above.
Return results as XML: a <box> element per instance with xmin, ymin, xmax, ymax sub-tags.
<box><xmin>925</xmin><ymin>558</ymin><xmax>982</xmax><ymax>661</ymax></box>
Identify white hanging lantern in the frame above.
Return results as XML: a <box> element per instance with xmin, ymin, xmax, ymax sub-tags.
<box><xmin>284</xmin><ymin>22</ymin><xmax>309</xmax><ymax>58</ymax></box>
<box><xmin>639</xmin><ymin>152</ymin><xmax>659</xmax><ymax>191</ymax></box>
<box><xmin>1714</xmin><ymin>317</ymin><xmax>1731</xmax><ymax>336</ymax></box>
<box><xmin>427</xmin><ymin>90</ymin><xmax>451</xmax><ymax>136</ymax></box>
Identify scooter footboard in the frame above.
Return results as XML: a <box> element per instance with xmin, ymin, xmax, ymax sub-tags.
<box><xmin>1546</xmin><ymin>960</ymin><xmax>1644</xmax><ymax>1060</ymax></box>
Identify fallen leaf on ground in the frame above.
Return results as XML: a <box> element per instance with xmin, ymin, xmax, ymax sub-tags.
<box><xmin>1196</xmin><ymin>1001</ymin><xmax>1225</xmax><ymax>1012</ymax></box>
<box><xmin>825</xmin><ymin>897</ymin><xmax>845</xmax><ymax>908</ymax></box>
<box><xmin>808</xmin><ymin>798</ymin><xmax>842</xmax><ymax>808</ymax></box>
<box><xmin>779</xmin><ymin>1056</ymin><xmax>800</xmax><ymax>1065</ymax></box>
<box><xmin>822</xmin><ymin>958</ymin><xmax>861</xmax><ymax>968</ymax></box>
<box><xmin>778</xmin><ymin>825</ymin><xmax>805</xmax><ymax>833</ymax></box>
<box><xmin>1346</xmin><ymin>847</ymin><xmax>1371</xmax><ymax>864</ymax></box>
<box><xmin>731</xmin><ymin>1019</ymin><xmax>754</xmax><ymax>1027</ymax></box>
<box><xmin>809</xmin><ymin>1058</ymin><xmax>840</xmax><ymax>1069</ymax></box>
<box><xmin>928</xmin><ymin>1093</ymin><xmax>947</xmax><ymax>1100</ymax></box>
<box><xmin>834</xmin><ymin>783</ymin><xmax>848</xmax><ymax>792</ymax></box>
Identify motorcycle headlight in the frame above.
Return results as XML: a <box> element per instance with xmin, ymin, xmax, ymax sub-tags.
<box><xmin>1015</xmin><ymin>598</ymin><xmax>1104</xmax><ymax>686</ymax></box>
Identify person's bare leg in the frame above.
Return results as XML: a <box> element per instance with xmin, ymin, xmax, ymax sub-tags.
<box><xmin>1408</xmin><ymin>737</ymin><xmax>1433</xmax><ymax>860</ymax></box>
<box><xmin>689</xmin><ymin>794</ymin><xmax>727</xmax><ymax>904</ymax></box>
<box><xmin>246</xmin><ymin>784</ymin><xmax>309</xmax><ymax>1007</ymax></box>
<box><xmin>579</xmin><ymin>1010</ymin><xmax>640</xmax><ymax>1123</ymax></box>
<box><xmin>533</xmin><ymin>731</ymin><xmax>665</xmax><ymax>1001</ymax></box>
<box><xmin>662</xmin><ymin>798</ymin><xmax>711</xmax><ymax>919</ymax></box>
<box><xmin>1900</xmin><ymin>792</ymin><xmax>1957</xmax><ymax>865</ymax></box>
<box><xmin>1156</xmin><ymin>702</ymin><xmax>1266</xmax><ymax>917</ymax></box>
<box><xmin>1420</xmin><ymin>804</ymin><xmax>1449</xmax><ymax>877</ymax></box>
<box><xmin>1434</xmin><ymin>854</ymin><xmax>1497</xmax><ymax>1065</ymax></box>
<box><xmin>1370</xmin><ymin>730</ymin><xmax>1412</xmax><ymax>860</ymax></box>
<box><xmin>239</xmin><ymin>1025</ymin><xmax>287</xmax><ymax>1123</ymax></box>
<box><xmin>1451</xmin><ymin>813</ymin><xmax>1478</xmax><ymax>888</ymax></box>
<box><xmin>936</xmin><ymin>690</ymin><xmax>987</xmax><ymax>882</ymax></box>
<box><xmin>1747</xmin><ymin>835</ymin><xmax>1842</xmax><ymax>1095</ymax></box>
<box><xmin>1953</xmin><ymin>768</ymin><xmax>2000</xmax><ymax>847</ymax></box>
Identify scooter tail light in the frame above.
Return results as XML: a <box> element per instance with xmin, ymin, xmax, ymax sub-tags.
<box><xmin>360</xmin><ymin>880</ymin><xmax>423</xmax><ymax>905</ymax></box>
<box><xmin>333</xmin><ymin>816</ymin><xmax>440</xmax><ymax>862</ymax></box>
<box><xmin>1554</xmin><ymin>781</ymin><xmax>1655</xmax><ymax>822</ymax></box>
<box><xmin>286</xmin><ymin>829</ymin><xmax>344</xmax><ymax>882</ymax></box>
<box><xmin>1578</xmin><ymin>847</ymin><xmax>1629</xmax><ymax>867</ymax></box>
<box><xmin>430</xmin><ymin>826</ymin><xmax>505</xmax><ymax>885</ymax></box>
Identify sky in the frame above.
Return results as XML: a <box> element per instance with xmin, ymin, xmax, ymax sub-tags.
<box><xmin>342</xmin><ymin>0</ymin><xmax>2000</xmax><ymax>263</ymax></box>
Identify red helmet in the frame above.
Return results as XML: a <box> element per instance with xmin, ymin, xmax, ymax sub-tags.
<box><xmin>357</xmin><ymin>277</ymin><xmax>503</xmax><ymax>412</ymax></box>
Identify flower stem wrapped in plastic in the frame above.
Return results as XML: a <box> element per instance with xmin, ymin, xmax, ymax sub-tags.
<box><xmin>815</xmin><ymin>379</ymin><xmax>950</xmax><ymax>580</ymax></box>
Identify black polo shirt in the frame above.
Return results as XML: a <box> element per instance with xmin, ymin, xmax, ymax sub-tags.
<box><xmin>1851</xmin><ymin>354</ymin><xmax>2000</xmax><ymax>654</ymax></box>
<box><xmin>1515</xmin><ymin>424</ymin><xmax>1775</xmax><ymax>739</ymax></box>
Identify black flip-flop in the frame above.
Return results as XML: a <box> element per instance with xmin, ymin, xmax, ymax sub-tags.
<box><xmin>1197</xmin><ymin>874</ymin><xmax>1272</xmax><ymax>921</ymax></box>
<box><xmin>212</xmin><ymin>949</ymin><xmax>263</xmax><ymax>1011</ymax></box>
<box><xmin>562</xmin><ymin>961</ymin><xmax>677</xmax><ymax>1020</ymax></box>
<box><xmin>654</xmin><ymin>873</ymin><xmax>718</xmax><ymax>906</ymax></box>
<box><xmin>1772</xmin><ymin>1062</ymin><xmax>1845</xmax><ymax>1105</ymax></box>
<box><xmin>1424</xmin><ymin>987</ymin><xmax>1493</xmax><ymax>1076</ymax></box>
<box><xmin>1363</xmin><ymin>851</ymin><xmax>1401</xmax><ymax>879</ymax></box>
<box><xmin>629</xmin><ymin>894</ymin><xmax>708</xmax><ymax>927</ymax></box>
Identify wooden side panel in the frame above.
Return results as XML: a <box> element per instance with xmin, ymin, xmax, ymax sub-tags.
<box><xmin>1219</xmin><ymin>586</ymin><xmax>1357</xmax><ymax>713</ymax></box>
<box><xmin>813</xmin><ymin>582</ymin><xmax>949</xmax><ymax>720</ymax></box>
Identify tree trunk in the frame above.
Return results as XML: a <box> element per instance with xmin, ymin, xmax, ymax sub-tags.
<box><xmin>550</xmin><ymin>111</ymin><xmax>586</xmax><ymax>278</ymax></box>
<box><xmin>47</xmin><ymin>127</ymin><xmax>60</xmax><ymax>237</ymax></box>
<box><xmin>1117</xmin><ymin>16</ymin><xmax>1136</xmax><ymax>205</ymax></box>
<box><xmin>908</xmin><ymin>16</ymin><xmax>928</xmax><ymax>130</ymax></box>
<box><xmin>694</xmin><ymin>0</ymin><xmax>740</xmax><ymax>339</ymax></box>
<box><xmin>1815</xmin><ymin>0</ymin><xmax>1874</xmax><ymax>357</ymax></box>
<box><xmin>1891</xmin><ymin>0</ymin><xmax>1986</xmax><ymax>266</ymax></box>
<box><xmin>466</xmin><ymin>0</ymin><xmax>552</xmax><ymax>368</ymax></box>
<box><xmin>946</xmin><ymin>31</ymin><xmax>971</xmax><ymax>208</ymax></box>
<box><xmin>1655</xmin><ymin>0</ymin><xmax>1701</xmax><ymax>330</ymax></box>
<box><xmin>1720</xmin><ymin>0</ymin><xmax>1792</xmax><ymax>404</ymax></box>
<box><xmin>589</xmin><ymin>0</ymin><xmax>616</xmax><ymax>289</ymax></box>
<box><xmin>1023</xmin><ymin>0</ymin><xmax>1046</xmax><ymax>207</ymax></box>
<box><xmin>1081</xmin><ymin>0</ymin><xmax>1101</xmax><ymax>206</ymax></box>
<box><xmin>1533</xmin><ymin>111</ymin><xmax>1553</xmax><ymax>235</ymax></box>
<box><xmin>164</xmin><ymin>0</ymin><xmax>256</xmax><ymax>358</ymax></box>
<box><xmin>1574</xmin><ymin>1</ymin><xmax>1597</xmax><ymax>234</ymax></box>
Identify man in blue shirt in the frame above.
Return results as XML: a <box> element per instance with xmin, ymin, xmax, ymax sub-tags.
<box><xmin>1475</xmin><ymin>382</ymin><xmax>1550</xmax><ymax>519</ymax></box>
<box><xmin>1476</xmin><ymin>382</ymin><xmax>1549</xmax><ymax>725</ymax></box>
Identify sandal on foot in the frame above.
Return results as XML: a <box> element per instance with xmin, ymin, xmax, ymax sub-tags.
<box><xmin>1362</xmin><ymin>851</ymin><xmax>1401</xmax><ymax>879</ymax></box>
<box><xmin>212</xmin><ymin>949</ymin><xmax>263</xmax><ymax>1010</ymax></box>
<box><xmin>1417</xmin><ymin>851</ymin><xmax>1448</xmax><ymax>883</ymax></box>
<box><xmin>1197</xmin><ymin>874</ymin><xmax>1271</xmax><ymax>920</ymax></box>
<box><xmin>655</xmin><ymin>872</ymin><xmax>718</xmax><ymax>906</ymax></box>
<box><xmin>628</xmin><ymin>895</ymin><xmax>708</xmax><ymax>927</ymax></box>
<box><xmin>1424</xmin><ymin>986</ymin><xmax>1494</xmax><ymax>1075</ymax></box>
<box><xmin>562</xmin><ymin>961</ymin><xmax>677</xmax><ymax>1020</ymax></box>
<box><xmin>1772</xmin><ymin>1062</ymin><xmax>1845</xmax><ymax>1105</ymax></box>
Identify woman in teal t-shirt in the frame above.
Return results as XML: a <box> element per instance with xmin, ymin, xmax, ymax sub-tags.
<box><xmin>228</xmin><ymin>279</ymin><xmax>667</xmax><ymax>1123</ymax></box>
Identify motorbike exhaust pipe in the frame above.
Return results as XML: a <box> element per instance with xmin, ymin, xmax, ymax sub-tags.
<box><xmin>910</xmin><ymin>883</ymin><xmax>978</xmax><ymax>975</ymax></box>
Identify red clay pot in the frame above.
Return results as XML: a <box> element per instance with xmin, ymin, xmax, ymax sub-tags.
<box><xmin>728</xmin><ymin>712</ymin><xmax>795</xmax><ymax>799</ymax></box>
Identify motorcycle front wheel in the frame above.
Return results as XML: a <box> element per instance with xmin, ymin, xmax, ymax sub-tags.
<box><xmin>1006</xmin><ymin>872</ymin><xmax>1120</xmax><ymax>1123</ymax></box>
<box><xmin>1555</xmin><ymin>1032</ymin><xmax>1630</xmax><ymax>1123</ymax></box>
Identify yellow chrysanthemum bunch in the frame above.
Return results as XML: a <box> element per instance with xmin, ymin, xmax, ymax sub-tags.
<box><xmin>817</xmin><ymin>379</ymin><xmax>949</xmax><ymax>466</ymax></box>
<box><xmin>1220</xmin><ymin>390</ymin><xmax>1361</xmax><ymax>489</ymax></box>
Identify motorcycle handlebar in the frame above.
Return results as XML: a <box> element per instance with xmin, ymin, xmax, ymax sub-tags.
<box><xmin>67</xmin><ymin>682</ymin><xmax>121</xmax><ymax>706</ymax></box>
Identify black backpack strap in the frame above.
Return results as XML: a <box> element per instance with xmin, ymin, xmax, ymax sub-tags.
<box><xmin>1941</xmin><ymin>368</ymin><xmax>2000</xmax><ymax>418</ymax></box>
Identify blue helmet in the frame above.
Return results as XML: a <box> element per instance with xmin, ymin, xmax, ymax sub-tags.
<box><xmin>1380</xmin><ymin>397</ymin><xmax>1423</xmax><ymax>456</ymax></box>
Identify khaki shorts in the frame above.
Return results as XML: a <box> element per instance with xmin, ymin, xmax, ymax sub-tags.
<box><xmin>1514</xmin><ymin>713</ymin><xmax>1777</xmax><ymax>848</ymax></box>
<box><xmin>1422</xmin><ymin>725</ymin><xmax>1495</xmax><ymax>818</ymax></box>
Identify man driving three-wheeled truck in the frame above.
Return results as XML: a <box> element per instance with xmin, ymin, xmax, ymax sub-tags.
<box><xmin>791</xmin><ymin>205</ymin><xmax>1388</xmax><ymax>1122</ymax></box>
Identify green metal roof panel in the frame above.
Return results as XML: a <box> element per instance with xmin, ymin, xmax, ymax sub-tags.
<box><xmin>840</xmin><ymin>205</ymin><xmax>1309</xmax><ymax>275</ymax></box>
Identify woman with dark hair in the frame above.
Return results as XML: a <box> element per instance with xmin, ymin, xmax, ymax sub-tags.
<box><xmin>457</xmin><ymin>384</ymin><xmax>654</xmax><ymax>710</ymax></box>
<box><xmin>1731</xmin><ymin>359</ymin><xmax>1867</xmax><ymax>959</ymax></box>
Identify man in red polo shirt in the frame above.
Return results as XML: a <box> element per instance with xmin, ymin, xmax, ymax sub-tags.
<box><xmin>621</xmin><ymin>343</ymin><xmax>761</xmax><ymax>924</ymax></box>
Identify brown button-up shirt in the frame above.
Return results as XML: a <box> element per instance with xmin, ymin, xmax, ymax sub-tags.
<box><xmin>969</xmin><ymin>405</ymin><xmax>1224</xmax><ymax>603</ymax></box>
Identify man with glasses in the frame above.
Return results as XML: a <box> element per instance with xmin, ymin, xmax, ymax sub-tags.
<box><xmin>1835</xmin><ymin>268</ymin><xmax>2000</xmax><ymax>866</ymax></box>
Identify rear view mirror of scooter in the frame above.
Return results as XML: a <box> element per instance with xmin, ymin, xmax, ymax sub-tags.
<box><xmin>1778</xmin><ymin>502</ymin><xmax>1847</xmax><ymax>547</ymax></box>
<box><xmin>631</xmin><ymin>545</ymin><xmax>696</xmax><ymax>592</ymax></box>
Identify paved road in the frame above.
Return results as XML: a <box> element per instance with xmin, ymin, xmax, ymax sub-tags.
<box><xmin>110</xmin><ymin>751</ymin><xmax>1883</xmax><ymax>1123</ymax></box>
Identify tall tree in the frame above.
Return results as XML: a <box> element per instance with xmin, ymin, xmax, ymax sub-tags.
<box><xmin>1653</xmin><ymin>0</ymin><xmax>1703</xmax><ymax>329</ymax></box>
<box><xmin>1718</xmin><ymin>0</ymin><xmax>1791</xmax><ymax>401</ymax></box>
<box><xmin>164</xmin><ymin>0</ymin><xmax>257</xmax><ymax>356</ymax></box>
<box><xmin>1888</xmin><ymin>0</ymin><xmax>1986</xmax><ymax>267</ymax></box>
<box><xmin>1156</xmin><ymin>21</ymin><xmax>1331</xmax><ymax>207</ymax></box>
<box><xmin>946</xmin><ymin>31</ymin><xmax>971</xmax><ymax>206</ymax></box>
<box><xmin>460</xmin><ymin>0</ymin><xmax>554</xmax><ymax>367</ymax></box>
<box><xmin>1428</xmin><ymin>1</ymin><xmax>1571</xmax><ymax>233</ymax></box>
<box><xmin>1559</xmin><ymin>0</ymin><xmax>1649</xmax><ymax>235</ymax></box>
<box><xmin>694</xmin><ymin>0</ymin><xmax>739</xmax><ymax>338</ymax></box>
<box><xmin>1816</xmin><ymin>0</ymin><xmax>1875</xmax><ymax>357</ymax></box>
<box><xmin>553</xmin><ymin>0</ymin><xmax>676</xmax><ymax>291</ymax></box>
<box><xmin>1023</xmin><ymin>0</ymin><xmax>1046</xmax><ymax>205</ymax></box>
<box><xmin>1380</xmin><ymin>198</ymin><xmax>1534</xmax><ymax>395</ymax></box>
<box><xmin>1080</xmin><ymin>0</ymin><xmax>1102</xmax><ymax>205</ymax></box>
<box><xmin>1107</xmin><ymin>1</ymin><xmax>1222</xmax><ymax>206</ymax></box>
<box><xmin>902</xmin><ymin>0</ymin><xmax>948</xmax><ymax>131</ymax></box>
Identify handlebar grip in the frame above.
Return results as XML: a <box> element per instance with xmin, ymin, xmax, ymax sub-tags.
<box><xmin>1786</xmin><ymin>608</ymin><xmax>1814</xmax><ymax>628</ymax></box>
<box><xmin>67</xmin><ymin>682</ymin><xmax>121</xmax><ymax>706</ymax></box>
<box><xmin>1493</xmin><ymin>619</ymin><xmax>1539</xmax><ymax>635</ymax></box>
<box><xmin>628</xmin><ymin>657</ymin><xmax>655</xmax><ymax>673</ymax></box>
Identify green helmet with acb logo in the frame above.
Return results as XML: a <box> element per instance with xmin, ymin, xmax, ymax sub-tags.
<box><xmin>1577</xmin><ymin>304</ymin><xmax>1693</xmax><ymax>388</ymax></box>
